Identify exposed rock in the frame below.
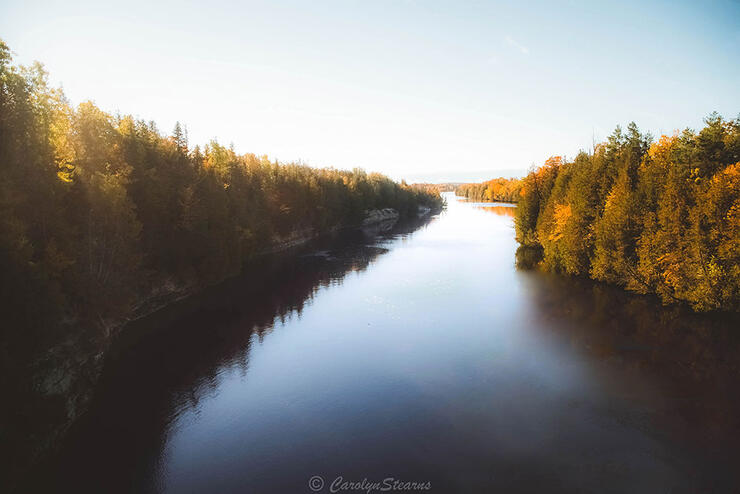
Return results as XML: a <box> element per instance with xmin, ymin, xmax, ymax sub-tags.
<box><xmin>8</xmin><ymin>212</ymin><xmax>408</xmax><ymax>490</ymax></box>
<box><xmin>362</xmin><ymin>208</ymin><xmax>399</xmax><ymax>226</ymax></box>
<box><xmin>262</xmin><ymin>227</ymin><xmax>317</xmax><ymax>254</ymax></box>
<box><xmin>417</xmin><ymin>205</ymin><xmax>431</xmax><ymax>217</ymax></box>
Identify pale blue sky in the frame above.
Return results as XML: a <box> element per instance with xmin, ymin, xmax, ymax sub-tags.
<box><xmin>1</xmin><ymin>0</ymin><xmax>738</xmax><ymax>182</ymax></box>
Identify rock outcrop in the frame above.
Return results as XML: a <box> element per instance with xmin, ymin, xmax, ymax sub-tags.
<box><xmin>362</xmin><ymin>208</ymin><xmax>399</xmax><ymax>226</ymax></box>
<box><xmin>417</xmin><ymin>205</ymin><xmax>432</xmax><ymax>217</ymax></box>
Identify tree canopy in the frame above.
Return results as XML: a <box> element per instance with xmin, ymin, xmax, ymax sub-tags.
<box><xmin>456</xmin><ymin>177</ymin><xmax>523</xmax><ymax>203</ymax></box>
<box><xmin>515</xmin><ymin>117</ymin><xmax>740</xmax><ymax>312</ymax></box>
<box><xmin>0</xmin><ymin>38</ymin><xmax>442</xmax><ymax>358</ymax></box>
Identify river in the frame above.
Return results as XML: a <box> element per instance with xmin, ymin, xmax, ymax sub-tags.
<box><xmin>37</xmin><ymin>192</ymin><xmax>740</xmax><ymax>493</ymax></box>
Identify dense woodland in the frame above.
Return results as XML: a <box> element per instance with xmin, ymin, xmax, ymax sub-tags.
<box><xmin>515</xmin><ymin>117</ymin><xmax>740</xmax><ymax>312</ymax></box>
<box><xmin>456</xmin><ymin>177</ymin><xmax>522</xmax><ymax>202</ymax></box>
<box><xmin>0</xmin><ymin>40</ymin><xmax>442</xmax><ymax>360</ymax></box>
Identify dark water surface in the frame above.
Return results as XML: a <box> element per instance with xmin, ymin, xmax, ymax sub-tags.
<box><xmin>40</xmin><ymin>193</ymin><xmax>740</xmax><ymax>493</ymax></box>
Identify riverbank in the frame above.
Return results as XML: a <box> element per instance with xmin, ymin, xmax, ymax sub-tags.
<box><xmin>454</xmin><ymin>194</ymin><xmax>517</xmax><ymax>204</ymax></box>
<box><xmin>514</xmin><ymin>119</ymin><xmax>739</xmax><ymax>313</ymax></box>
<box><xmin>28</xmin><ymin>193</ymin><xmax>740</xmax><ymax>494</ymax></box>
<box><xmin>4</xmin><ymin>205</ymin><xmax>439</xmax><ymax>493</ymax></box>
<box><xmin>454</xmin><ymin>177</ymin><xmax>523</xmax><ymax>203</ymax></box>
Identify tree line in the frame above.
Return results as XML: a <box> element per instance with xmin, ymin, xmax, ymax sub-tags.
<box><xmin>0</xmin><ymin>39</ymin><xmax>443</xmax><ymax>360</ymax></box>
<box><xmin>456</xmin><ymin>177</ymin><xmax>523</xmax><ymax>202</ymax></box>
<box><xmin>515</xmin><ymin>116</ymin><xmax>739</xmax><ymax>312</ymax></box>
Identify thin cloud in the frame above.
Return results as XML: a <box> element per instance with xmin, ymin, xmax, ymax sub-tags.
<box><xmin>504</xmin><ymin>35</ymin><xmax>529</xmax><ymax>54</ymax></box>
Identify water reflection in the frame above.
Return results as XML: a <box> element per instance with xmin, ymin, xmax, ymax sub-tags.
<box><xmin>476</xmin><ymin>204</ymin><xmax>516</xmax><ymax>217</ymax></box>
<box><xmin>455</xmin><ymin>195</ymin><xmax>516</xmax><ymax>217</ymax></box>
<box><xmin>518</xmin><ymin>271</ymin><xmax>740</xmax><ymax>490</ymax></box>
<box><xmin>522</xmin><ymin>273</ymin><xmax>740</xmax><ymax>432</ymax></box>
<box><xmin>33</xmin><ymin>193</ymin><xmax>740</xmax><ymax>494</ymax></box>
<box><xmin>34</xmin><ymin>214</ymin><xmax>437</xmax><ymax>493</ymax></box>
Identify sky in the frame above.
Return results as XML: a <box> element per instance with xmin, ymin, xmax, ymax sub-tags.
<box><xmin>1</xmin><ymin>0</ymin><xmax>738</xmax><ymax>183</ymax></box>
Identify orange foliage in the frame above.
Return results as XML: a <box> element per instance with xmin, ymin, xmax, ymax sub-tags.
<box><xmin>647</xmin><ymin>133</ymin><xmax>678</xmax><ymax>162</ymax></box>
<box><xmin>548</xmin><ymin>203</ymin><xmax>572</xmax><ymax>241</ymax></box>
<box><xmin>543</xmin><ymin>156</ymin><xmax>563</xmax><ymax>168</ymax></box>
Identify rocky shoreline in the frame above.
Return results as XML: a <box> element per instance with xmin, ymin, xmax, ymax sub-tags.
<box><xmin>7</xmin><ymin>205</ymin><xmax>438</xmax><ymax>492</ymax></box>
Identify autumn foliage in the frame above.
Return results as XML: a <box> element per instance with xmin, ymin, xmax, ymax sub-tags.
<box><xmin>456</xmin><ymin>177</ymin><xmax>523</xmax><ymax>203</ymax></box>
<box><xmin>515</xmin><ymin>118</ymin><xmax>740</xmax><ymax>312</ymax></box>
<box><xmin>0</xmin><ymin>40</ymin><xmax>442</xmax><ymax>354</ymax></box>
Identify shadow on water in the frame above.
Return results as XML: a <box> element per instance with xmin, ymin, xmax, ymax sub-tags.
<box><xmin>515</xmin><ymin>245</ymin><xmax>544</xmax><ymax>269</ymax></box>
<box><xmin>523</xmin><ymin>271</ymin><xmax>740</xmax><ymax>424</ymax></box>
<box><xmin>28</xmin><ymin>195</ymin><xmax>740</xmax><ymax>493</ymax></box>
<box><xmin>475</xmin><ymin>204</ymin><xmax>516</xmax><ymax>217</ymax></box>
<box><xmin>459</xmin><ymin>194</ymin><xmax>740</xmax><ymax>491</ymax></box>
<box><xmin>30</xmin><ymin>213</ymin><xmax>438</xmax><ymax>493</ymax></box>
<box><xmin>516</xmin><ymin>270</ymin><xmax>740</xmax><ymax>490</ymax></box>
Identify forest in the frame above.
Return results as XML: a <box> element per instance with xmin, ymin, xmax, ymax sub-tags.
<box><xmin>515</xmin><ymin>117</ymin><xmax>740</xmax><ymax>312</ymax></box>
<box><xmin>456</xmin><ymin>177</ymin><xmax>522</xmax><ymax>202</ymax></box>
<box><xmin>0</xmin><ymin>39</ymin><xmax>442</xmax><ymax>364</ymax></box>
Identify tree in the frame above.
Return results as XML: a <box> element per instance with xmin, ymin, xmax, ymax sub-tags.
<box><xmin>514</xmin><ymin>118</ymin><xmax>740</xmax><ymax>312</ymax></box>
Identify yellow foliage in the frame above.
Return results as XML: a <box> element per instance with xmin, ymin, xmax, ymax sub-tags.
<box><xmin>49</xmin><ymin>99</ymin><xmax>76</xmax><ymax>182</ymax></box>
<box><xmin>646</xmin><ymin>134</ymin><xmax>677</xmax><ymax>162</ymax></box>
<box><xmin>544</xmin><ymin>156</ymin><xmax>563</xmax><ymax>168</ymax></box>
<box><xmin>548</xmin><ymin>203</ymin><xmax>572</xmax><ymax>241</ymax></box>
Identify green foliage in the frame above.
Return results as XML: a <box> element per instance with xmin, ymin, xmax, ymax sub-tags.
<box><xmin>515</xmin><ymin>118</ymin><xmax>740</xmax><ymax>312</ymax></box>
<box><xmin>0</xmin><ymin>40</ymin><xmax>443</xmax><ymax>356</ymax></box>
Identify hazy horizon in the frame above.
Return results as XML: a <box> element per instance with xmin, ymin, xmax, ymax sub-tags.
<box><xmin>2</xmin><ymin>0</ymin><xmax>738</xmax><ymax>183</ymax></box>
<box><xmin>3</xmin><ymin>3</ymin><xmax>740</xmax><ymax>492</ymax></box>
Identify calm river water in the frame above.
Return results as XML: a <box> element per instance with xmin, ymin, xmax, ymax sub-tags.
<box><xmin>40</xmin><ymin>193</ymin><xmax>740</xmax><ymax>493</ymax></box>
